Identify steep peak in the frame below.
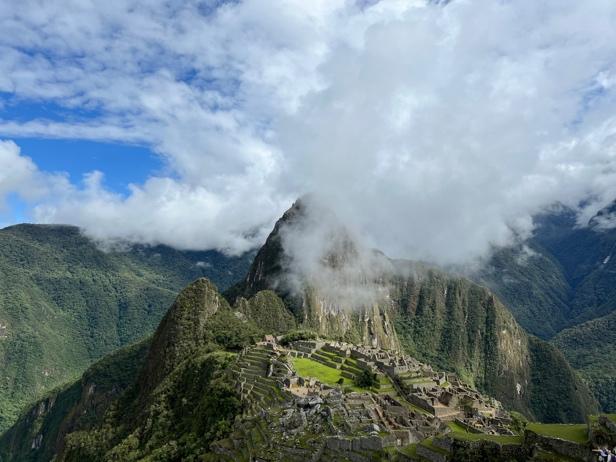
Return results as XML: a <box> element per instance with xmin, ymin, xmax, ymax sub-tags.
<box><xmin>232</xmin><ymin>198</ymin><xmax>400</xmax><ymax>350</ymax></box>
<box><xmin>241</xmin><ymin>199</ymin><xmax>304</xmax><ymax>295</ymax></box>
<box><xmin>138</xmin><ymin>277</ymin><xmax>229</xmax><ymax>392</ymax></box>
<box><xmin>241</xmin><ymin>196</ymin><xmax>387</xmax><ymax>299</ymax></box>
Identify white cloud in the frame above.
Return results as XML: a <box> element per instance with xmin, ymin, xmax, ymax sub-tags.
<box><xmin>1</xmin><ymin>0</ymin><xmax>616</xmax><ymax>263</ymax></box>
<box><xmin>0</xmin><ymin>140</ymin><xmax>68</xmax><ymax>209</ymax></box>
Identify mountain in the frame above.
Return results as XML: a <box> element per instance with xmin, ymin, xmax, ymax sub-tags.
<box><xmin>477</xmin><ymin>203</ymin><xmax>616</xmax><ymax>412</ymax></box>
<box><xmin>552</xmin><ymin>311</ymin><xmax>616</xmax><ymax>413</ymax></box>
<box><xmin>0</xmin><ymin>281</ymin><xmax>603</xmax><ymax>461</ymax></box>
<box><xmin>0</xmin><ymin>224</ymin><xmax>253</xmax><ymax>432</ymax></box>
<box><xmin>0</xmin><ymin>279</ymin><xmax>288</xmax><ymax>462</ymax></box>
<box><xmin>228</xmin><ymin>199</ymin><xmax>597</xmax><ymax>422</ymax></box>
<box><xmin>0</xmin><ymin>204</ymin><xmax>602</xmax><ymax>461</ymax></box>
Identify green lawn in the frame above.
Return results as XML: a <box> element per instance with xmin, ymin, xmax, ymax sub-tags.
<box><xmin>292</xmin><ymin>357</ymin><xmax>362</xmax><ymax>391</ymax></box>
<box><xmin>526</xmin><ymin>423</ymin><xmax>588</xmax><ymax>443</ymax></box>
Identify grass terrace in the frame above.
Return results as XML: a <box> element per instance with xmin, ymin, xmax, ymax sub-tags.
<box><xmin>526</xmin><ymin>423</ymin><xmax>589</xmax><ymax>444</ymax></box>
<box><xmin>447</xmin><ymin>421</ymin><xmax>469</xmax><ymax>433</ymax></box>
<box><xmin>398</xmin><ymin>443</ymin><xmax>418</xmax><ymax>457</ymax></box>
<box><xmin>590</xmin><ymin>414</ymin><xmax>616</xmax><ymax>424</ymax></box>
<box><xmin>291</xmin><ymin>357</ymin><xmax>363</xmax><ymax>392</ymax></box>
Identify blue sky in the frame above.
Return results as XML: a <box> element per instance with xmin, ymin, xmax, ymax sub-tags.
<box><xmin>0</xmin><ymin>93</ymin><xmax>161</xmax><ymax>196</ymax></box>
<box><xmin>1</xmin><ymin>0</ymin><xmax>616</xmax><ymax>262</ymax></box>
<box><xmin>12</xmin><ymin>138</ymin><xmax>161</xmax><ymax>195</ymax></box>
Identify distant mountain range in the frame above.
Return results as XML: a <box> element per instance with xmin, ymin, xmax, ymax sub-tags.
<box><xmin>477</xmin><ymin>202</ymin><xmax>616</xmax><ymax>412</ymax></box>
<box><xmin>0</xmin><ymin>224</ymin><xmax>254</xmax><ymax>432</ymax></box>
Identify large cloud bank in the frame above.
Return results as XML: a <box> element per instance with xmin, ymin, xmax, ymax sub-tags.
<box><xmin>1</xmin><ymin>0</ymin><xmax>616</xmax><ymax>262</ymax></box>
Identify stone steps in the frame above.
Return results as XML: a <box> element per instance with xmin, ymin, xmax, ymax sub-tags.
<box><xmin>240</xmin><ymin>357</ymin><xmax>268</xmax><ymax>368</ymax></box>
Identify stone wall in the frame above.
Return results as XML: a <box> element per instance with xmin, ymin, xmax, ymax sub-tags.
<box><xmin>451</xmin><ymin>439</ymin><xmax>528</xmax><ymax>462</ymax></box>
<box><xmin>524</xmin><ymin>430</ymin><xmax>593</xmax><ymax>462</ymax></box>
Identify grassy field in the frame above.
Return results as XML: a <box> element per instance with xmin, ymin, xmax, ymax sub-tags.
<box><xmin>526</xmin><ymin>423</ymin><xmax>588</xmax><ymax>443</ymax></box>
<box><xmin>292</xmin><ymin>357</ymin><xmax>364</xmax><ymax>391</ymax></box>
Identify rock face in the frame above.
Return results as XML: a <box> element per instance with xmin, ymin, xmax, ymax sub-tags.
<box><xmin>230</xmin><ymin>199</ymin><xmax>597</xmax><ymax>422</ymax></box>
<box><xmin>388</xmin><ymin>271</ymin><xmax>534</xmax><ymax>417</ymax></box>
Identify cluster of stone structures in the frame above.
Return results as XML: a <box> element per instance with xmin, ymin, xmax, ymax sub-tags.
<box><xmin>213</xmin><ymin>336</ymin><xmax>520</xmax><ymax>461</ymax></box>
<box><xmin>213</xmin><ymin>337</ymin><xmax>616</xmax><ymax>461</ymax></box>
<box><xmin>282</xmin><ymin>339</ymin><xmax>510</xmax><ymax>434</ymax></box>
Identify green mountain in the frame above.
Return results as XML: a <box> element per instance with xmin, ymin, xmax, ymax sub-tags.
<box><xmin>0</xmin><ymin>224</ymin><xmax>253</xmax><ymax>432</ymax></box>
<box><xmin>0</xmin><ymin>204</ymin><xmax>602</xmax><ymax>461</ymax></box>
<box><xmin>0</xmin><ymin>279</ymin><xmax>602</xmax><ymax>462</ymax></box>
<box><xmin>552</xmin><ymin>310</ymin><xmax>616</xmax><ymax>413</ymax></box>
<box><xmin>0</xmin><ymin>279</ymin><xmax>290</xmax><ymax>462</ymax></box>
<box><xmin>477</xmin><ymin>203</ymin><xmax>616</xmax><ymax>412</ymax></box>
<box><xmin>229</xmin><ymin>200</ymin><xmax>596</xmax><ymax>423</ymax></box>
<box><xmin>479</xmin><ymin>204</ymin><xmax>616</xmax><ymax>337</ymax></box>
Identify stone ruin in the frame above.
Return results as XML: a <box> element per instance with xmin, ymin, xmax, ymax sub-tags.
<box><xmin>211</xmin><ymin>337</ymin><xmax>516</xmax><ymax>461</ymax></box>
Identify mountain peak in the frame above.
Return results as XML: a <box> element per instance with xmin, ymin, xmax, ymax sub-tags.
<box><xmin>139</xmin><ymin>277</ymin><xmax>229</xmax><ymax>392</ymax></box>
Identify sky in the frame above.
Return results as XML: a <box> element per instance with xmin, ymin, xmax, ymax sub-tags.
<box><xmin>1</xmin><ymin>0</ymin><xmax>616</xmax><ymax>264</ymax></box>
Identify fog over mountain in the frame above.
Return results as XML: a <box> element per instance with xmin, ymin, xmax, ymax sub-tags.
<box><xmin>2</xmin><ymin>0</ymin><xmax>616</xmax><ymax>264</ymax></box>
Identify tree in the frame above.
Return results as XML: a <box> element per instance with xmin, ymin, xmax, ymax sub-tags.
<box><xmin>354</xmin><ymin>369</ymin><xmax>378</xmax><ymax>389</ymax></box>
